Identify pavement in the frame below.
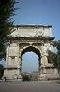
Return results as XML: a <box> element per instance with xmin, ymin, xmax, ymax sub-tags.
<box><xmin>0</xmin><ymin>81</ymin><xmax>60</xmax><ymax>92</ymax></box>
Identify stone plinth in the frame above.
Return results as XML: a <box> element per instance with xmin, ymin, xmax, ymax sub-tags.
<box><xmin>38</xmin><ymin>65</ymin><xmax>59</xmax><ymax>80</ymax></box>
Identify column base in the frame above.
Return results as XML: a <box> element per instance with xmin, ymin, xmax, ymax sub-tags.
<box><xmin>3</xmin><ymin>68</ymin><xmax>22</xmax><ymax>80</ymax></box>
<box><xmin>38</xmin><ymin>65</ymin><xmax>59</xmax><ymax>80</ymax></box>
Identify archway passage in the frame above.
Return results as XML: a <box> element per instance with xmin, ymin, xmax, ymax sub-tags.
<box><xmin>21</xmin><ymin>46</ymin><xmax>41</xmax><ymax>61</ymax></box>
<box><xmin>22</xmin><ymin>52</ymin><xmax>39</xmax><ymax>73</ymax></box>
<box><xmin>21</xmin><ymin>46</ymin><xmax>41</xmax><ymax>73</ymax></box>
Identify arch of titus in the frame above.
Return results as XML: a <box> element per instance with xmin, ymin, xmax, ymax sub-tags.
<box><xmin>4</xmin><ymin>25</ymin><xmax>59</xmax><ymax>80</ymax></box>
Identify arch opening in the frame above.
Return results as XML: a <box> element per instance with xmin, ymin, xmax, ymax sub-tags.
<box><xmin>21</xmin><ymin>46</ymin><xmax>41</xmax><ymax>61</ymax></box>
<box><xmin>21</xmin><ymin>46</ymin><xmax>41</xmax><ymax>74</ymax></box>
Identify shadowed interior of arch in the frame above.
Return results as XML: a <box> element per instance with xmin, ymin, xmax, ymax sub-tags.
<box><xmin>21</xmin><ymin>46</ymin><xmax>41</xmax><ymax>73</ymax></box>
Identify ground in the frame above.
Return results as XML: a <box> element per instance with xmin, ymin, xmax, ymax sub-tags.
<box><xmin>0</xmin><ymin>81</ymin><xmax>60</xmax><ymax>92</ymax></box>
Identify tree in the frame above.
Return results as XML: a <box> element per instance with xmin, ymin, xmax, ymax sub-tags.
<box><xmin>48</xmin><ymin>40</ymin><xmax>60</xmax><ymax>75</ymax></box>
<box><xmin>56</xmin><ymin>40</ymin><xmax>60</xmax><ymax>73</ymax></box>
<box><xmin>0</xmin><ymin>0</ymin><xmax>15</xmax><ymax>57</ymax></box>
<box><xmin>0</xmin><ymin>64</ymin><xmax>4</xmax><ymax>79</ymax></box>
<box><xmin>48</xmin><ymin>50</ymin><xmax>58</xmax><ymax>67</ymax></box>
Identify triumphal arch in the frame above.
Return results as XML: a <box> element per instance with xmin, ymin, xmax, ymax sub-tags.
<box><xmin>4</xmin><ymin>25</ymin><xmax>59</xmax><ymax>80</ymax></box>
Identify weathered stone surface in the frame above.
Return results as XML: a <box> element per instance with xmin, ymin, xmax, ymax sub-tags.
<box><xmin>11</xmin><ymin>25</ymin><xmax>53</xmax><ymax>37</ymax></box>
<box><xmin>4</xmin><ymin>25</ymin><xmax>59</xmax><ymax>80</ymax></box>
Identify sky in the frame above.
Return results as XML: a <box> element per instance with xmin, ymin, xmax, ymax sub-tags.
<box><xmin>22</xmin><ymin>52</ymin><xmax>38</xmax><ymax>73</ymax></box>
<box><xmin>13</xmin><ymin>0</ymin><xmax>60</xmax><ymax>40</ymax></box>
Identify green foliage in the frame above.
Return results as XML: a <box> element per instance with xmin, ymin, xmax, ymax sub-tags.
<box><xmin>56</xmin><ymin>40</ymin><xmax>60</xmax><ymax>71</ymax></box>
<box><xmin>0</xmin><ymin>0</ymin><xmax>15</xmax><ymax>41</ymax></box>
<box><xmin>0</xmin><ymin>0</ymin><xmax>15</xmax><ymax>56</ymax></box>
<box><xmin>0</xmin><ymin>64</ymin><xmax>4</xmax><ymax>79</ymax></box>
<box><xmin>0</xmin><ymin>40</ymin><xmax>5</xmax><ymax>52</ymax></box>
<box><xmin>48</xmin><ymin>40</ymin><xmax>60</xmax><ymax>71</ymax></box>
<box><xmin>22</xmin><ymin>74</ymin><xmax>31</xmax><ymax>81</ymax></box>
<box><xmin>48</xmin><ymin>50</ymin><xmax>58</xmax><ymax>67</ymax></box>
<box><xmin>56</xmin><ymin>40</ymin><xmax>60</xmax><ymax>54</ymax></box>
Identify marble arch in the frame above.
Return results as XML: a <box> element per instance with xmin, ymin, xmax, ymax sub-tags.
<box><xmin>4</xmin><ymin>25</ymin><xmax>59</xmax><ymax>80</ymax></box>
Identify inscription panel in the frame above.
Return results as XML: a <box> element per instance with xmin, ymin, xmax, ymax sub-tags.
<box><xmin>11</xmin><ymin>25</ymin><xmax>53</xmax><ymax>38</ymax></box>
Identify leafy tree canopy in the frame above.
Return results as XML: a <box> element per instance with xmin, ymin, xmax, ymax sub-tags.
<box><xmin>0</xmin><ymin>64</ymin><xmax>4</xmax><ymax>79</ymax></box>
<box><xmin>48</xmin><ymin>40</ymin><xmax>60</xmax><ymax>70</ymax></box>
<box><xmin>48</xmin><ymin>50</ymin><xmax>58</xmax><ymax>67</ymax></box>
<box><xmin>0</xmin><ymin>0</ymin><xmax>15</xmax><ymax>41</ymax></box>
<box><xmin>0</xmin><ymin>0</ymin><xmax>15</xmax><ymax>57</ymax></box>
